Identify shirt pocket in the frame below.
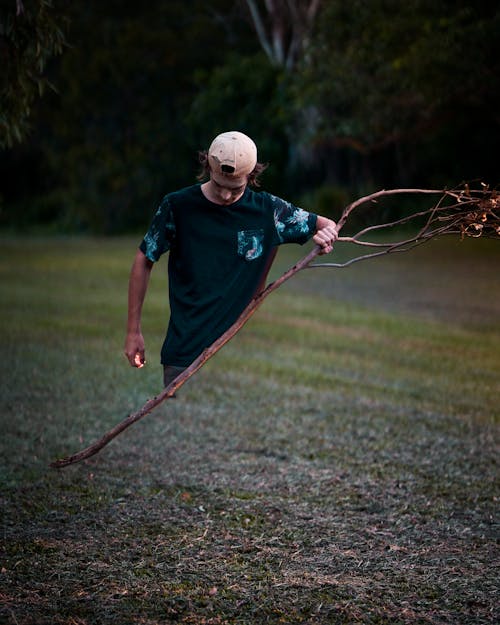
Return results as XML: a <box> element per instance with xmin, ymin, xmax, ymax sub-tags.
<box><xmin>237</xmin><ymin>229</ymin><xmax>264</xmax><ymax>261</ymax></box>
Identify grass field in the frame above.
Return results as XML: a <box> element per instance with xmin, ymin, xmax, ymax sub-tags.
<box><xmin>1</xmin><ymin>234</ymin><xmax>499</xmax><ymax>624</ymax></box>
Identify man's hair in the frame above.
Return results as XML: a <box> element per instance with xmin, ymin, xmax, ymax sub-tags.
<box><xmin>197</xmin><ymin>150</ymin><xmax>268</xmax><ymax>187</ymax></box>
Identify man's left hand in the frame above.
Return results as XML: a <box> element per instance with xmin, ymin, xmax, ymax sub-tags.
<box><xmin>313</xmin><ymin>217</ymin><xmax>338</xmax><ymax>254</ymax></box>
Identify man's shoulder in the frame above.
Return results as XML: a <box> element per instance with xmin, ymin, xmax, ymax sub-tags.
<box><xmin>242</xmin><ymin>188</ymin><xmax>277</xmax><ymax>208</ymax></box>
<box><xmin>154</xmin><ymin>185</ymin><xmax>201</xmax><ymax>215</ymax></box>
<box><xmin>249</xmin><ymin>191</ymin><xmax>303</xmax><ymax>218</ymax></box>
<box><xmin>166</xmin><ymin>184</ymin><xmax>201</xmax><ymax>202</ymax></box>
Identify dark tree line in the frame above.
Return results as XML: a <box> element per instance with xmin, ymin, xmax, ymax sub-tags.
<box><xmin>1</xmin><ymin>0</ymin><xmax>499</xmax><ymax>233</ymax></box>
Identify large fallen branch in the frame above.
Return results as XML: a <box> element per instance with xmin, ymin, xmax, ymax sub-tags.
<box><xmin>50</xmin><ymin>185</ymin><xmax>498</xmax><ymax>468</ymax></box>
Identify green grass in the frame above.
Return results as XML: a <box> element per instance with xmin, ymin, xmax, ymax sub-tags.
<box><xmin>1</xmin><ymin>234</ymin><xmax>499</xmax><ymax>624</ymax></box>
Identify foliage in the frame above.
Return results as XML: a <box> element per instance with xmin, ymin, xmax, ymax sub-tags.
<box><xmin>1</xmin><ymin>1</ymin><xmax>260</xmax><ymax>233</ymax></box>
<box><xmin>0</xmin><ymin>1</ymin><xmax>499</xmax><ymax>233</ymax></box>
<box><xmin>298</xmin><ymin>184</ymin><xmax>352</xmax><ymax>220</ymax></box>
<box><xmin>188</xmin><ymin>52</ymin><xmax>292</xmax><ymax>196</ymax></box>
<box><xmin>294</xmin><ymin>0</ymin><xmax>500</xmax><ymax>185</ymax></box>
<box><xmin>0</xmin><ymin>0</ymin><xmax>69</xmax><ymax>148</ymax></box>
<box><xmin>40</xmin><ymin>1</ymin><xmax>259</xmax><ymax>233</ymax></box>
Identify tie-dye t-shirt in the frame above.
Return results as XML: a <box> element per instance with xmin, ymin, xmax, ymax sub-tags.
<box><xmin>140</xmin><ymin>184</ymin><xmax>317</xmax><ymax>366</ymax></box>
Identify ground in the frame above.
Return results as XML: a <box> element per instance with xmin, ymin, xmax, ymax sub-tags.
<box><xmin>0</xmin><ymin>235</ymin><xmax>498</xmax><ymax>624</ymax></box>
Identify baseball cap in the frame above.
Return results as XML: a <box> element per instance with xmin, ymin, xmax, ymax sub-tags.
<box><xmin>208</xmin><ymin>131</ymin><xmax>257</xmax><ymax>179</ymax></box>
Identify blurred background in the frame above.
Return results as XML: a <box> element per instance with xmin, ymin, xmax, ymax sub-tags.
<box><xmin>1</xmin><ymin>0</ymin><xmax>499</xmax><ymax>234</ymax></box>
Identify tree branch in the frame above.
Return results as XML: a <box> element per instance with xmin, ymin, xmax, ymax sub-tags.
<box><xmin>50</xmin><ymin>184</ymin><xmax>498</xmax><ymax>468</ymax></box>
<box><xmin>244</xmin><ymin>0</ymin><xmax>321</xmax><ymax>70</ymax></box>
<box><xmin>244</xmin><ymin>0</ymin><xmax>274</xmax><ymax>63</ymax></box>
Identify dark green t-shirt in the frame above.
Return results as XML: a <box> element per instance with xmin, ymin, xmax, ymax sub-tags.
<box><xmin>140</xmin><ymin>184</ymin><xmax>317</xmax><ymax>366</ymax></box>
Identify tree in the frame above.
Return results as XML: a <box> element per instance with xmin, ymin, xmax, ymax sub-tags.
<box><xmin>2</xmin><ymin>0</ymin><xmax>260</xmax><ymax>233</ymax></box>
<box><xmin>294</xmin><ymin>0</ymin><xmax>500</xmax><ymax>186</ymax></box>
<box><xmin>187</xmin><ymin>2</ymin><xmax>326</xmax><ymax>198</ymax></box>
<box><xmin>187</xmin><ymin>52</ymin><xmax>291</xmax><ymax>196</ymax></box>
<box><xmin>0</xmin><ymin>0</ymin><xmax>69</xmax><ymax>148</ymax></box>
<box><xmin>243</xmin><ymin>0</ymin><xmax>321</xmax><ymax>70</ymax></box>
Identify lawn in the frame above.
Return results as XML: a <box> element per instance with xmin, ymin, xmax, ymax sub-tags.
<box><xmin>0</xmin><ymin>234</ymin><xmax>499</xmax><ymax>624</ymax></box>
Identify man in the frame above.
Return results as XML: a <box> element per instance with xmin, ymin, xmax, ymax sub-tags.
<box><xmin>124</xmin><ymin>131</ymin><xmax>337</xmax><ymax>386</ymax></box>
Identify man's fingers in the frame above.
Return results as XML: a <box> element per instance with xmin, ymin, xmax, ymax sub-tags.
<box><xmin>124</xmin><ymin>349</ymin><xmax>146</xmax><ymax>368</ymax></box>
<box><xmin>314</xmin><ymin>226</ymin><xmax>337</xmax><ymax>254</ymax></box>
<box><xmin>132</xmin><ymin>352</ymin><xmax>146</xmax><ymax>368</ymax></box>
<box><xmin>318</xmin><ymin>242</ymin><xmax>333</xmax><ymax>255</ymax></box>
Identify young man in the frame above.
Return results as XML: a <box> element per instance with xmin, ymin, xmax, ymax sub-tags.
<box><xmin>124</xmin><ymin>131</ymin><xmax>337</xmax><ymax>386</ymax></box>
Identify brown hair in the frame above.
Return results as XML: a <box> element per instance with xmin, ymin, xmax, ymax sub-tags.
<box><xmin>196</xmin><ymin>150</ymin><xmax>268</xmax><ymax>188</ymax></box>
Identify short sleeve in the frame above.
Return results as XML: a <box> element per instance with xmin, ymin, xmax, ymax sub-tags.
<box><xmin>271</xmin><ymin>195</ymin><xmax>318</xmax><ymax>245</ymax></box>
<box><xmin>139</xmin><ymin>195</ymin><xmax>176</xmax><ymax>262</ymax></box>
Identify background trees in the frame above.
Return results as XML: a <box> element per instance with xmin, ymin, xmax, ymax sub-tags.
<box><xmin>1</xmin><ymin>0</ymin><xmax>498</xmax><ymax>233</ymax></box>
<box><xmin>295</xmin><ymin>0</ymin><xmax>500</xmax><ymax>189</ymax></box>
<box><xmin>0</xmin><ymin>0</ymin><xmax>69</xmax><ymax>149</ymax></box>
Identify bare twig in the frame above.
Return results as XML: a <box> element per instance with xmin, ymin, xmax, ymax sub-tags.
<box><xmin>50</xmin><ymin>184</ymin><xmax>498</xmax><ymax>468</ymax></box>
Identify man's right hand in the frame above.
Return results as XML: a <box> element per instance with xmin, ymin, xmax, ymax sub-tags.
<box><xmin>124</xmin><ymin>332</ymin><xmax>146</xmax><ymax>368</ymax></box>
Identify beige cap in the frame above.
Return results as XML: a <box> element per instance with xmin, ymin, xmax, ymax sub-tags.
<box><xmin>208</xmin><ymin>131</ymin><xmax>257</xmax><ymax>178</ymax></box>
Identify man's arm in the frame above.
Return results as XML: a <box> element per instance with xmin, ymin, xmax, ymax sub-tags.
<box><xmin>124</xmin><ymin>249</ymin><xmax>154</xmax><ymax>367</ymax></box>
<box><xmin>313</xmin><ymin>215</ymin><xmax>338</xmax><ymax>254</ymax></box>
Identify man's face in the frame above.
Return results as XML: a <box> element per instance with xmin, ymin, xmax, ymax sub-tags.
<box><xmin>209</xmin><ymin>172</ymin><xmax>247</xmax><ymax>205</ymax></box>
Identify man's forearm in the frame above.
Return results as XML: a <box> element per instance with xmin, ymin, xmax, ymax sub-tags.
<box><xmin>124</xmin><ymin>250</ymin><xmax>154</xmax><ymax>367</ymax></box>
<box><xmin>127</xmin><ymin>249</ymin><xmax>153</xmax><ymax>333</ymax></box>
